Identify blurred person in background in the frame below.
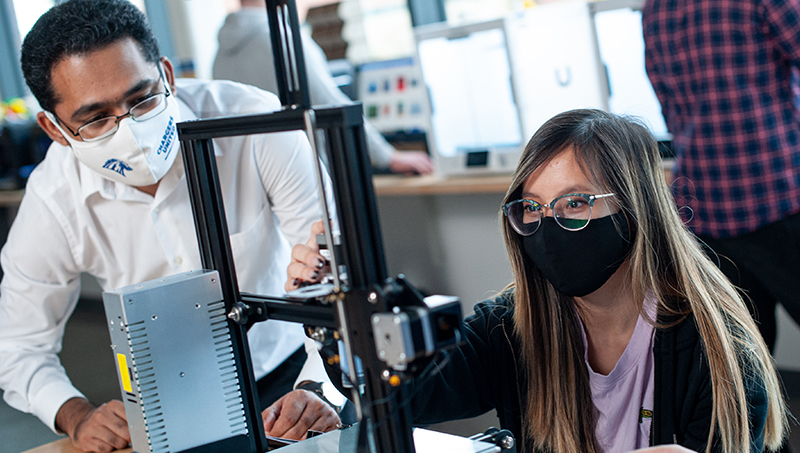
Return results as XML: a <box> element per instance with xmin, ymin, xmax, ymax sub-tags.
<box><xmin>214</xmin><ymin>0</ymin><xmax>434</xmax><ymax>175</ymax></box>
<box><xmin>643</xmin><ymin>7</ymin><xmax>800</xmax><ymax>440</ymax></box>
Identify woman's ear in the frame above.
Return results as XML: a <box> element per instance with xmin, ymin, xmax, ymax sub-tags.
<box><xmin>37</xmin><ymin>111</ymin><xmax>69</xmax><ymax>147</ymax></box>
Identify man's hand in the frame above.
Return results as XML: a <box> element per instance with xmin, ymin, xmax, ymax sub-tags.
<box><xmin>389</xmin><ymin>151</ymin><xmax>435</xmax><ymax>175</ymax></box>
<box><xmin>285</xmin><ymin>221</ymin><xmax>328</xmax><ymax>292</ymax></box>
<box><xmin>56</xmin><ymin>397</ymin><xmax>130</xmax><ymax>452</ymax></box>
<box><xmin>262</xmin><ymin>389</ymin><xmax>340</xmax><ymax>440</ymax></box>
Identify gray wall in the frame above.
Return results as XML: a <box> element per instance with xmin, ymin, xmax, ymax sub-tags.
<box><xmin>376</xmin><ymin>193</ymin><xmax>512</xmax><ymax>310</ymax></box>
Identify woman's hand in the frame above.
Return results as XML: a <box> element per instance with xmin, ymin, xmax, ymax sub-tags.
<box><xmin>285</xmin><ymin>221</ymin><xmax>330</xmax><ymax>292</ymax></box>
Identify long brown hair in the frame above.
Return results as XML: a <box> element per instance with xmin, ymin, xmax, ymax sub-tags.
<box><xmin>501</xmin><ymin>109</ymin><xmax>786</xmax><ymax>452</ymax></box>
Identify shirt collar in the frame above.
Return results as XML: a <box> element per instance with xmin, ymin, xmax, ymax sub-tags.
<box><xmin>79</xmin><ymin>93</ymin><xmax>199</xmax><ymax>203</ymax></box>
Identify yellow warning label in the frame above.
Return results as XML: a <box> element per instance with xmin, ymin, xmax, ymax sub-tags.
<box><xmin>117</xmin><ymin>353</ymin><xmax>132</xmax><ymax>393</ymax></box>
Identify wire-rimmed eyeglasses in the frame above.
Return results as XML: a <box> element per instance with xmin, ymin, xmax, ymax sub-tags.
<box><xmin>502</xmin><ymin>193</ymin><xmax>616</xmax><ymax>236</ymax></box>
<box><xmin>52</xmin><ymin>64</ymin><xmax>172</xmax><ymax>142</ymax></box>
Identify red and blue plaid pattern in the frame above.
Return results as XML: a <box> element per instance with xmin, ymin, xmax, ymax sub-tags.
<box><xmin>643</xmin><ymin>0</ymin><xmax>800</xmax><ymax>238</ymax></box>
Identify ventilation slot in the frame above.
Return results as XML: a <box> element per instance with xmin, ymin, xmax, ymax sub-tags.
<box><xmin>205</xmin><ymin>301</ymin><xmax>247</xmax><ymax>435</ymax></box>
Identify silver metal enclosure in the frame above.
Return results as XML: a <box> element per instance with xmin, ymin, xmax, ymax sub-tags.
<box><xmin>103</xmin><ymin>270</ymin><xmax>247</xmax><ymax>453</ymax></box>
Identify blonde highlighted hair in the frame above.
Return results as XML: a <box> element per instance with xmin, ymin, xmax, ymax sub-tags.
<box><xmin>501</xmin><ymin>109</ymin><xmax>787</xmax><ymax>452</ymax></box>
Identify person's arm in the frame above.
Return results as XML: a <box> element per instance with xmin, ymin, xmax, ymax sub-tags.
<box><xmin>285</xmin><ymin>221</ymin><xmax>328</xmax><ymax>292</ymax></box>
<box><xmin>363</xmin><ymin>121</ymin><xmax>434</xmax><ymax>174</ymax></box>
<box><xmin>643</xmin><ymin>47</ymin><xmax>673</xmax><ymax>126</ymax></box>
<box><xmin>641</xmin><ymin>9</ymin><xmax>673</xmax><ymax>126</ymax></box>
<box><xmin>0</xmin><ymin>189</ymin><xmax>131</xmax><ymax>451</ymax></box>
<box><xmin>292</xmin><ymin>338</ymin><xmax>347</xmax><ymax>411</ymax></box>
<box><xmin>673</xmin><ymin>350</ymin><xmax>717</xmax><ymax>452</ymax></box>
<box><xmin>300</xmin><ymin>32</ymin><xmax>434</xmax><ymax>174</ymax></box>
<box><xmin>261</xmin><ymin>389</ymin><xmax>340</xmax><ymax>440</ymax></box>
<box><xmin>760</xmin><ymin>0</ymin><xmax>800</xmax><ymax>66</ymax></box>
<box><xmin>679</xmin><ymin>362</ymin><xmax>768</xmax><ymax>453</ymax></box>
<box><xmin>405</xmin><ymin>302</ymin><xmax>499</xmax><ymax>425</ymax></box>
<box><xmin>255</xmin><ymin>129</ymin><xmax>322</xmax><ymax>248</ymax></box>
<box><xmin>55</xmin><ymin>398</ymin><xmax>129</xmax><ymax>452</ymax></box>
<box><xmin>300</xmin><ymin>31</ymin><xmax>389</xmax><ymax>166</ymax></box>
<box><xmin>312</xmin><ymin>309</ymin><xmax>498</xmax><ymax>426</ymax></box>
<box><xmin>285</xmin><ymin>226</ymin><xmax>498</xmax><ymax>422</ymax></box>
<box><xmin>742</xmin><ymin>362</ymin><xmax>769</xmax><ymax>453</ymax></box>
<box><xmin>252</xmin><ymin>128</ymin><xmax>344</xmax><ymax>438</ymax></box>
<box><xmin>0</xmin><ymin>190</ymin><xmax>84</xmax><ymax>429</ymax></box>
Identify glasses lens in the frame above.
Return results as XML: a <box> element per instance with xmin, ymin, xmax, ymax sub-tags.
<box><xmin>130</xmin><ymin>93</ymin><xmax>168</xmax><ymax>121</ymax></box>
<box><xmin>553</xmin><ymin>195</ymin><xmax>592</xmax><ymax>230</ymax></box>
<box><xmin>506</xmin><ymin>200</ymin><xmax>541</xmax><ymax>235</ymax></box>
<box><xmin>78</xmin><ymin>117</ymin><xmax>118</xmax><ymax>141</ymax></box>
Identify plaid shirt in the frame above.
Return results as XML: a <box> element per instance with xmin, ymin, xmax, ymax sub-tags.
<box><xmin>642</xmin><ymin>0</ymin><xmax>800</xmax><ymax>238</ymax></box>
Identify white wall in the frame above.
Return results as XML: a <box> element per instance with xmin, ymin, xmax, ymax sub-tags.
<box><xmin>376</xmin><ymin>192</ymin><xmax>512</xmax><ymax>312</ymax></box>
<box><xmin>775</xmin><ymin>305</ymin><xmax>800</xmax><ymax>370</ymax></box>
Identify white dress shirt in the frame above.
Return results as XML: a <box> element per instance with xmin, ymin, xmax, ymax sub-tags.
<box><xmin>0</xmin><ymin>79</ymin><xmax>322</xmax><ymax>431</ymax></box>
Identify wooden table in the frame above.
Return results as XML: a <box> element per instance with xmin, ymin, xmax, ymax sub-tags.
<box><xmin>23</xmin><ymin>438</ymin><xmax>131</xmax><ymax>453</ymax></box>
<box><xmin>0</xmin><ymin>189</ymin><xmax>24</xmax><ymax>207</ymax></box>
<box><xmin>372</xmin><ymin>174</ymin><xmax>512</xmax><ymax>196</ymax></box>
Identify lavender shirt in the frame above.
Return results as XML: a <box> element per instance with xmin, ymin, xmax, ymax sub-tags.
<box><xmin>582</xmin><ymin>297</ymin><xmax>657</xmax><ymax>452</ymax></box>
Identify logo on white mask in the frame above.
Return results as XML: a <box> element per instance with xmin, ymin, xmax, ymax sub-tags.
<box><xmin>156</xmin><ymin>116</ymin><xmax>176</xmax><ymax>158</ymax></box>
<box><xmin>45</xmin><ymin>93</ymin><xmax>181</xmax><ymax>187</ymax></box>
<box><xmin>102</xmin><ymin>159</ymin><xmax>133</xmax><ymax>176</ymax></box>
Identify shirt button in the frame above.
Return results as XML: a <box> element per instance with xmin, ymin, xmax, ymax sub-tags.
<box><xmin>174</xmin><ymin>257</ymin><xmax>183</xmax><ymax>265</ymax></box>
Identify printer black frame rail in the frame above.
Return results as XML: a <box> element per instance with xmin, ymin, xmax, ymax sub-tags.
<box><xmin>176</xmin><ymin>2</ymin><xmax>422</xmax><ymax>452</ymax></box>
<box><xmin>180</xmin><ymin>104</ymin><xmax>418</xmax><ymax>453</ymax></box>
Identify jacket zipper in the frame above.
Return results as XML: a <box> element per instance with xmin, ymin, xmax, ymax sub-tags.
<box><xmin>502</xmin><ymin>319</ymin><xmax>525</xmax><ymax>448</ymax></box>
<box><xmin>501</xmin><ymin>319</ymin><xmax>522</xmax><ymax>406</ymax></box>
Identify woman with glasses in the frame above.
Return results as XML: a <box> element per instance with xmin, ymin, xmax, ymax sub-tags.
<box><xmin>287</xmin><ymin>109</ymin><xmax>787</xmax><ymax>452</ymax></box>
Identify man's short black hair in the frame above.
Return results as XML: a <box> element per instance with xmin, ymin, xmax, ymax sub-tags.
<box><xmin>21</xmin><ymin>0</ymin><xmax>161</xmax><ymax>113</ymax></box>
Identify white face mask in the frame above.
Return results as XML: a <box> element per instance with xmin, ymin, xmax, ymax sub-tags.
<box><xmin>45</xmin><ymin>93</ymin><xmax>181</xmax><ymax>187</ymax></box>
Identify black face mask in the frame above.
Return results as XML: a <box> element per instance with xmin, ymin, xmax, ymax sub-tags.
<box><xmin>522</xmin><ymin>212</ymin><xmax>633</xmax><ymax>297</ymax></box>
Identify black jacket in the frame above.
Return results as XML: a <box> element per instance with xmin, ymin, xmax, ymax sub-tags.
<box><xmin>405</xmin><ymin>292</ymin><xmax>768</xmax><ymax>452</ymax></box>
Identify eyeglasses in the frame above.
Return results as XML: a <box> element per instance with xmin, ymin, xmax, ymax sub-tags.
<box><xmin>53</xmin><ymin>66</ymin><xmax>171</xmax><ymax>142</ymax></box>
<box><xmin>502</xmin><ymin>192</ymin><xmax>616</xmax><ymax>236</ymax></box>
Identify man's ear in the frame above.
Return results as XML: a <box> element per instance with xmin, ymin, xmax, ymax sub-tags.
<box><xmin>37</xmin><ymin>111</ymin><xmax>69</xmax><ymax>147</ymax></box>
<box><xmin>160</xmin><ymin>56</ymin><xmax>176</xmax><ymax>94</ymax></box>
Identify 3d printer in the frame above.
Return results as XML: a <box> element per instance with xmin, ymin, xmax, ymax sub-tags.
<box><xmin>102</xmin><ymin>1</ymin><xmax>515</xmax><ymax>453</ymax></box>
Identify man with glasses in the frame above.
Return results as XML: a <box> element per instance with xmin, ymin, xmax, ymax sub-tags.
<box><xmin>0</xmin><ymin>0</ymin><xmax>341</xmax><ymax>451</ymax></box>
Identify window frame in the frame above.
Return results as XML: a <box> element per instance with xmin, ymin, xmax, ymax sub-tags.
<box><xmin>0</xmin><ymin>0</ymin><xmax>26</xmax><ymax>100</ymax></box>
<box><xmin>407</xmin><ymin>0</ymin><xmax>446</xmax><ymax>26</ymax></box>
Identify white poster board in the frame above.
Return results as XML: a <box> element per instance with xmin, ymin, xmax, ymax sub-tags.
<box><xmin>594</xmin><ymin>7</ymin><xmax>670</xmax><ymax>140</ymax></box>
<box><xmin>505</xmin><ymin>1</ymin><xmax>608</xmax><ymax>138</ymax></box>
